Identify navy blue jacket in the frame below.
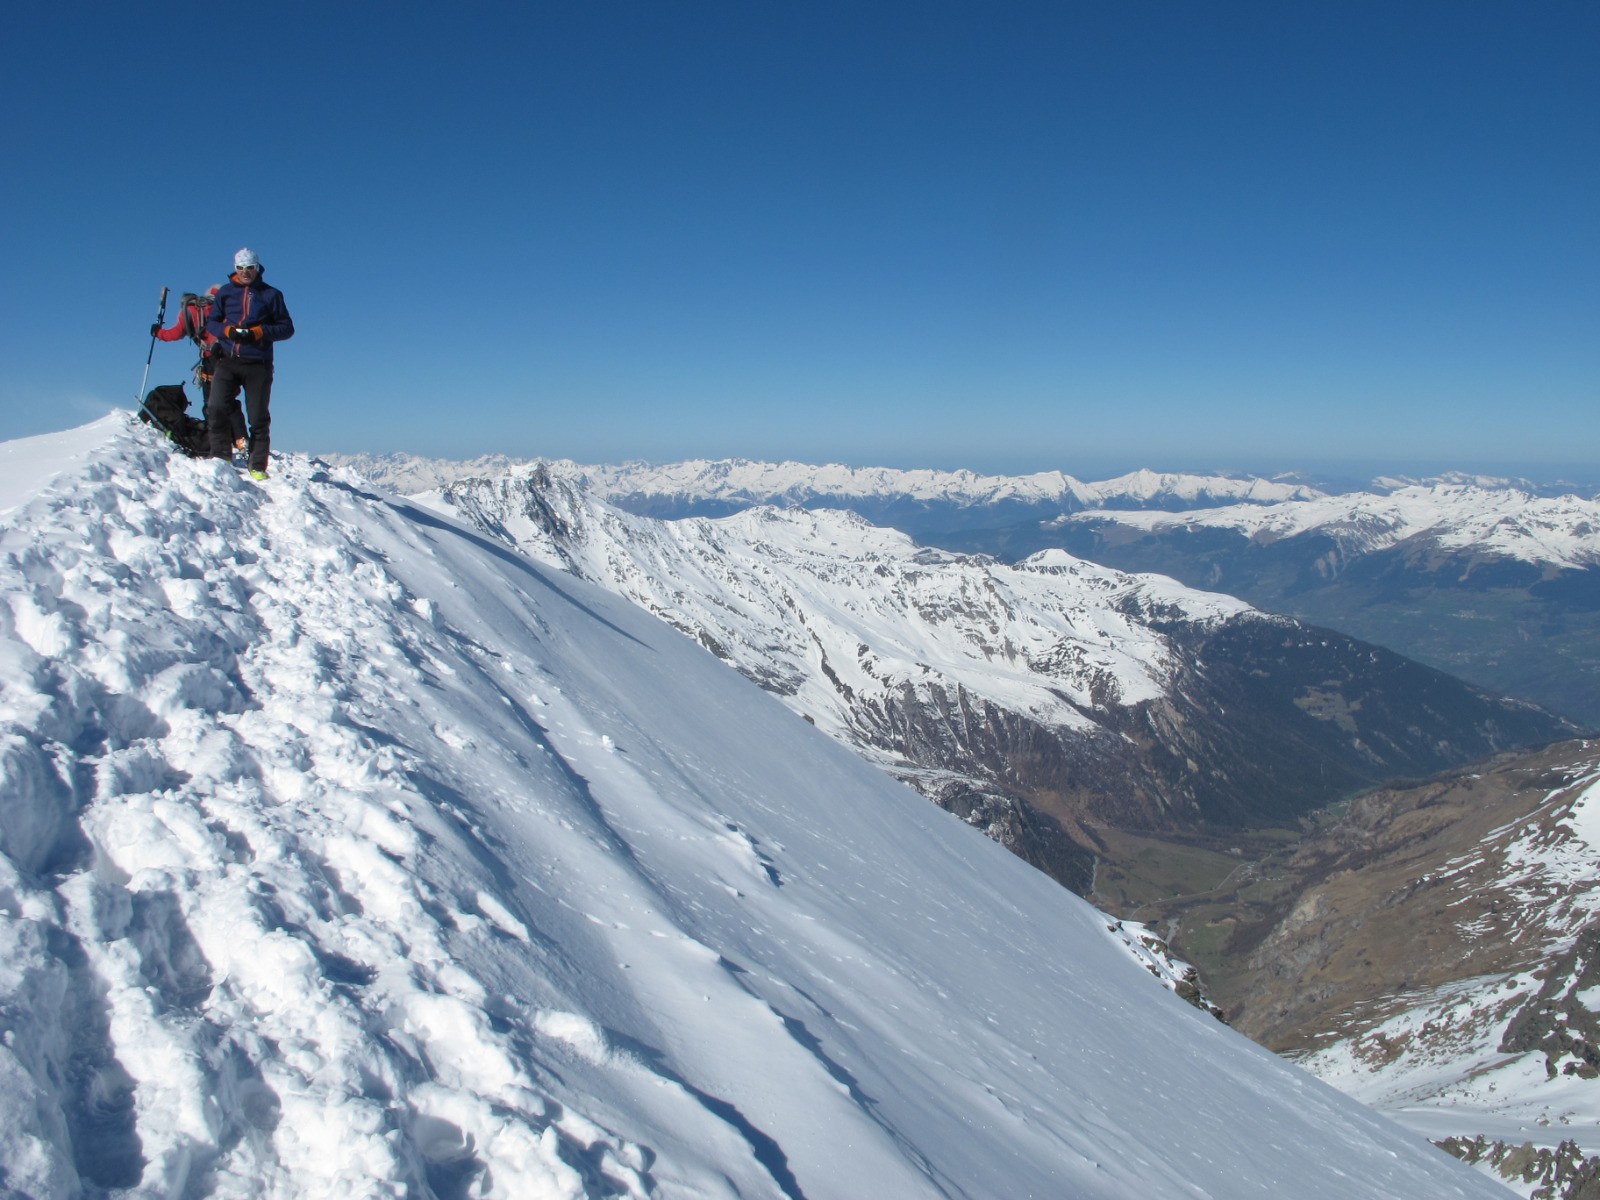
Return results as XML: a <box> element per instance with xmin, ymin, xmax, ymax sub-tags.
<box><xmin>206</xmin><ymin>271</ymin><xmax>295</xmax><ymax>364</ymax></box>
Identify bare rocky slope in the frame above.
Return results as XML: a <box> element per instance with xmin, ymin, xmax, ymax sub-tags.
<box><xmin>1137</xmin><ymin>738</ymin><xmax>1600</xmax><ymax>1199</ymax></box>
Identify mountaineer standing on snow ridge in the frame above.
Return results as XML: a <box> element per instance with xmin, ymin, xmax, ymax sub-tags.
<box><xmin>153</xmin><ymin>285</ymin><xmax>247</xmax><ymax>452</ymax></box>
<box><xmin>206</xmin><ymin>247</ymin><xmax>294</xmax><ymax>479</ymax></box>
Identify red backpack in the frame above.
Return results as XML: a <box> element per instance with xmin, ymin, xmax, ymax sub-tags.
<box><xmin>176</xmin><ymin>292</ymin><xmax>224</xmax><ymax>376</ymax></box>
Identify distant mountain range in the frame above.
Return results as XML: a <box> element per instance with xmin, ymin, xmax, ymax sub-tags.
<box><xmin>941</xmin><ymin>484</ymin><xmax>1600</xmax><ymax>727</ymax></box>
<box><xmin>328</xmin><ymin>449</ymin><xmax>1600</xmax><ymax>722</ymax></box>
<box><xmin>332</xmin><ymin>445</ymin><xmax>1600</xmax><ymax>735</ymax></box>
<box><xmin>329</xmin><ymin>453</ymin><xmax>1328</xmax><ymax>513</ymax></box>
<box><xmin>330</xmin><ymin>453</ymin><xmax>1598</xmax><ymax>511</ymax></box>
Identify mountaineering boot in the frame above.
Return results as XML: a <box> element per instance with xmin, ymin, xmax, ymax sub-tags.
<box><xmin>249</xmin><ymin>469</ymin><xmax>268</xmax><ymax>481</ymax></box>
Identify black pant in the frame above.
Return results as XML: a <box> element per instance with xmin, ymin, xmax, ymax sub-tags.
<box><xmin>198</xmin><ymin>374</ymin><xmax>248</xmax><ymax>443</ymax></box>
<box><xmin>208</xmin><ymin>358</ymin><xmax>273</xmax><ymax>470</ymax></box>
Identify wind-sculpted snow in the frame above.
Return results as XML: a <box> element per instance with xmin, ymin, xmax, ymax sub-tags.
<box><xmin>0</xmin><ymin>415</ymin><xmax>1514</xmax><ymax>1198</ymax></box>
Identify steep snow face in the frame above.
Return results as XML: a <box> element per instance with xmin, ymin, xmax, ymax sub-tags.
<box><xmin>1060</xmin><ymin>485</ymin><xmax>1600</xmax><ymax>571</ymax></box>
<box><xmin>420</xmin><ymin>470</ymin><xmax>1250</xmax><ymax>758</ymax></box>
<box><xmin>0</xmin><ymin>416</ymin><xmax>1514</xmax><ymax>1199</ymax></box>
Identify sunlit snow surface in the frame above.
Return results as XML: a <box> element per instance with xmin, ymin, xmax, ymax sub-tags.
<box><xmin>0</xmin><ymin>415</ymin><xmax>1512</xmax><ymax>1198</ymax></box>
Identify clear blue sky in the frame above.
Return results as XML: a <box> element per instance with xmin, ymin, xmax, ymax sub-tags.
<box><xmin>3</xmin><ymin>2</ymin><xmax>1595</xmax><ymax>477</ymax></box>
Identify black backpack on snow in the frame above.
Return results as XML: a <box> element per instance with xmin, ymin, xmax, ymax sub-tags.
<box><xmin>139</xmin><ymin>383</ymin><xmax>209</xmax><ymax>456</ymax></box>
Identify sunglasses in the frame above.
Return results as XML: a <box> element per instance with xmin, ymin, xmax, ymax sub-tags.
<box><xmin>236</xmin><ymin>263</ymin><xmax>259</xmax><ymax>274</ymax></box>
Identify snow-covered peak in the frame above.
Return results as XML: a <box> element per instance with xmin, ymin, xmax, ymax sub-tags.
<box><xmin>327</xmin><ymin>452</ymin><xmax>1328</xmax><ymax>512</ymax></box>
<box><xmin>322</xmin><ymin>449</ymin><xmax>537</xmax><ymax>495</ymax></box>
<box><xmin>562</xmin><ymin>458</ymin><xmax>1083</xmax><ymax>506</ymax></box>
<box><xmin>556</xmin><ymin>458</ymin><xmax>1331</xmax><ymax>510</ymax></box>
<box><xmin>1064</xmin><ymin>484</ymin><xmax>1600</xmax><ymax>570</ymax></box>
<box><xmin>1072</xmin><ymin>466</ymin><xmax>1323</xmax><ymax>507</ymax></box>
<box><xmin>1372</xmin><ymin>470</ymin><xmax>1599</xmax><ymax>497</ymax></box>
<box><xmin>0</xmin><ymin>416</ymin><xmax>1513</xmax><ymax>1198</ymax></box>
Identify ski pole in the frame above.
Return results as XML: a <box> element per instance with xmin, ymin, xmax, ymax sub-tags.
<box><xmin>136</xmin><ymin>286</ymin><xmax>170</xmax><ymax>429</ymax></box>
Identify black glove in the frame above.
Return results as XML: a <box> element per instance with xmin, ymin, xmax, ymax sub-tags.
<box><xmin>150</xmin><ymin>323</ymin><xmax>161</xmax><ymax>337</ymax></box>
<box><xmin>229</xmin><ymin>326</ymin><xmax>257</xmax><ymax>344</ymax></box>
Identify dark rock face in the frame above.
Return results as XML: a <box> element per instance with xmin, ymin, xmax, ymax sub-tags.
<box><xmin>920</xmin><ymin>777</ymin><xmax>1096</xmax><ymax>895</ymax></box>
<box><xmin>1437</xmin><ymin>1136</ymin><xmax>1600</xmax><ymax>1200</ymax></box>
<box><xmin>839</xmin><ymin>610</ymin><xmax>1571</xmax><ymax>855</ymax></box>
<box><xmin>1151</xmin><ymin>613</ymin><xmax>1570</xmax><ymax>801</ymax></box>
<box><xmin>1500</xmin><ymin>921</ymin><xmax>1600</xmax><ymax>1079</ymax></box>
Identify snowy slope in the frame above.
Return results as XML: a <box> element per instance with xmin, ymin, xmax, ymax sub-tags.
<box><xmin>0</xmin><ymin>415</ymin><xmax>1514</xmax><ymax>1199</ymax></box>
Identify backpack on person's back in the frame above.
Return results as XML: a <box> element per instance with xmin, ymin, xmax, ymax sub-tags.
<box><xmin>174</xmin><ymin>290</ymin><xmax>225</xmax><ymax>380</ymax></box>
